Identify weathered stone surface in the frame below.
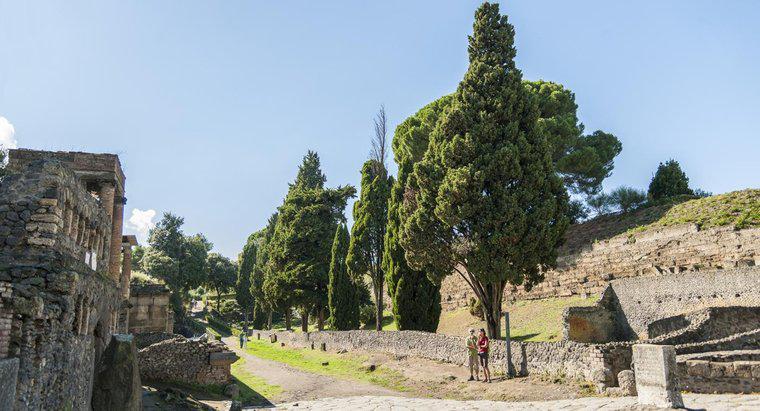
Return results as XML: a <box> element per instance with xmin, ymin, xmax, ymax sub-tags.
<box><xmin>677</xmin><ymin>350</ymin><xmax>760</xmax><ymax>394</ymax></box>
<box><xmin>138</xmin><ymin>335</ymin><xmax>238</xmax><ymax>386</ymax></box>
<box><xmin>128</xmin><ymin>283</ymin><xmax>173</xmax><ymax>334</ymax></box>
<box><xmin>0</xmin><ymin>358</ymin><xmax>19</xmax><ymax>411</ymax></box>
<box><xmin>633</xmin><ymin>344</ymin><xmax>683</xmax><ymax>408</ymax></box>
<box><xmin>91</xmin><ymin>334</ymin><xmax>142</xmax><ymax>411</ymax></box>
<box><xmin>617</xmin><ymin>370</ymin><xmax>636</xmax><ymax>396</ymax></box>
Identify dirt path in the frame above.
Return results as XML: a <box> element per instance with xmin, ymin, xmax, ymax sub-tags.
<box><xmin>221</xmin><ymin>337</ymin><xmax>403</xmax><ymax>404</ymax></box>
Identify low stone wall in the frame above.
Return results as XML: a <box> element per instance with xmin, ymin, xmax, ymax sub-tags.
<box><xmin>441</xmin><ymin>223</ymin><xmax>760</xmax><ymax>309</ymax></box>
<box><xmin>133</xmin><ymin>331</ymin><xmax>177</xmax><ymax>349</ymax></box>
<box><xmin>677</xmin><ymin>350</ymin><xmax>760</xmax><ymax>393</ymax></box>
<box><xmin>255</xmin><ymin>329</ymin><xmax>632</xmax><ymax>388</ymax></box>
<box><xmin>138</xmin><ymin>335</ymin><xmax>238</xmax><ymax>386</ymax></box>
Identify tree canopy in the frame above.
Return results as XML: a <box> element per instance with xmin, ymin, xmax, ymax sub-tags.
<box><xmin>206</xmin><ymin>252</ymin><xmax>237</xmax><ymax>312</ymax></box>
<box><xmin>236</xmin><ymin>232</ymin><xmax>258</xmax><ymax>320</ymax></box>
<box><xmin>648</xmin><ymin>159</ymin><xmax>693</xmax><ymax>200</ymax></box>
<box><xmin>328</xmin><ymin>223</ymin><xmax>359</xmax><ymax>330</ymax></box>
<box><xmin>400</xmin><ymin>2</ymin><xmax>569</xmax><ymax>338</ymax></box>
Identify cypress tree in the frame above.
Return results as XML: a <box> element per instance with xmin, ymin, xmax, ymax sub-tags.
<box><xmin>328</xmin><ymin>223</ymin><xmax>359</xmax><ymax>330</ymax></box>
<box><xmin>236</xmin><ymin>232</ymin><xmax>257</xmax><ymax>322</ymax></box>
<box><xmin>648</xmin><ymin>159</ymin><xmax>693</xmax><ymax>200</ymax></box>
<box><xmin>347</xmin><ymin>160</ymin><xmax>391</xmax><ymax>331</ymax></box>
<box><xmin>400</xmin><ymin>2</ymin><xmax>569</xmax><ymax>338</ymax></box>
<box><xmin>383</xmin><ymin>98</ymin><xmax>449</xmax><ymax>331</ymax></box>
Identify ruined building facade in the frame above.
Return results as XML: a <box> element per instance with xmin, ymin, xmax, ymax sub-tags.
<box><xmin>0</xmin><ymin>150</ymin><xmax>136</xmax><ymax>409</ymax></box>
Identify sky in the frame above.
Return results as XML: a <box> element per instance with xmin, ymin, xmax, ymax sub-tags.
<box><xmin>1</xmin><ymin>1</ymin><xmax>758</xmax><ymax>259</ymax></box>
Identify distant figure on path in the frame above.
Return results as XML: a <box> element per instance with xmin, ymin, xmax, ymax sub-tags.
<box><xmin>239</xmin><ymin>331</ymin><xmax>246</xmax><ymax>348</ymax></box>
<box><xmin>477</xmin><ymin>328</ymin><xmax>491</xmax><ymax>383</ymax></box>
<box><xmin>466</xmin><ymin>328</ymin><xmax>480</xmax><ymax>381</ymax></box>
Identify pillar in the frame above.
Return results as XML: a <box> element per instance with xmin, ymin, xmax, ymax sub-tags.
<box><xmin>108</xmin><ymin>194</ymin><xmax>125</xmax><ymax>281</ymax></box>
<box><xmin>120</xmin><ymin>242</ymin><xmax>132</xmax><ymax>299</ymax></box>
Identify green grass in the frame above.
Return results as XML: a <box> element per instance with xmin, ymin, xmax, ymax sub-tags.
<box><xmin>243</xmin><ymin>338</ymin><xmax>408</xmax><ymax>391</ymax></box>
<box><xmin>628</xmin><ymin>189</ymin><xmax>759</xmax><ymax>233</ymax></box>
<box><xmin>230</xmin><ymin>356</ymin><xmax>282</xmax><ymax>405</ymax></box>
<box><xmin>437</xmin><ymin>295</ymin><xmax>598</xmax><ymax>342</ymax></box>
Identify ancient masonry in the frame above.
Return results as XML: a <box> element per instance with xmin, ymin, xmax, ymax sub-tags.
<box><xmin>441</xmin><ymin>223</ymin><xmax>760</xmax><ymax>308</ymax></box>
<box><xmin>128</xmin><ymin>283</ymin><xmax>174</xmax><ymax>334</ymax></box>
<box><xmin>0</xmin><ymin>150</ymin><xmax>138</xmax><ymax>409</ymax></box>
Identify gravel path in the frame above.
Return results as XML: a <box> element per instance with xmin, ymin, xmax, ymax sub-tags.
<box><xmin>222</xmin><ymin>337</ymin><xmax>403</xmax><ymax>404</ymax></box>
<box><xmin>269</xmin><ymin>394</ymin><xmax>760</xmax><ymax>411</ymax></box>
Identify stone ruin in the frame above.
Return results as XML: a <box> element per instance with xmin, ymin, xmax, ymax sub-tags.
<box><xmin>563</xmin><ymin>267</ymin><xmax>760</xmax><ymax>394</ymax></box>
<box><xmin>0</xmin><ymin>149</ymin><xmax>138</xmax><ymax>409</ymax></box>
<box><xmin>128</xmin><ymin>283</ymin><xmax>174</xmax><ymax>334</ymax></box>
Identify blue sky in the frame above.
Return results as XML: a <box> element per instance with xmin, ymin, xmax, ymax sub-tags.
<box><xmin>1</xmin><ymin>1</ymin><xmax>758</xmax><ymax>259</ymax></box>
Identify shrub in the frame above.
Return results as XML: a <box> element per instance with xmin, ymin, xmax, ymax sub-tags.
<box><xmin>648</xmin><ymin>159</ymin><xmax>693</xmax><ymax>200</ymax></box>
<box><xmin>468</xmin><ymin>297</ymin><xmax>484</xmax><ymax>320</ymax></box>
<box><xmin>609</xmin><ymin>186</ymin><xmax>647</xmax><ymax>213</ymax></box>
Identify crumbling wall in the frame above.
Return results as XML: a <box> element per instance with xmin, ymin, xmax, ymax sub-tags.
<box><xmin>128</xmin><ymin>283</ymin><xmax>174</xmax><ymax>334</ymax></box>
<box><xmin>138</xmin><ymin>335</ymin><xmax>238</xmax><ymax>386</ymax></box>
<box><xmin>0</xmin><ymin>159</ymin><xmax>121</xmax><ymax>410</ymax></box>
<box><xmin>677</xmin><ymin>350</ymin><xmax>760</xmax><ymax>393</ymax></box>
<box><xmin>441</xmin><ymin>224</ymin><xmax>760</xmax><ymax>309</ymax></box>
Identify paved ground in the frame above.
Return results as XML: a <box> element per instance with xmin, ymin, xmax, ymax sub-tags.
<box><xmin>265</xmin><ymin>394</ymin><xmax>760</xmax><ymax>411</ymax></box>
<box><xmin>223</xmin><ymin>337</ymin><xmax>402</xmax><ymax>404</ymax></box>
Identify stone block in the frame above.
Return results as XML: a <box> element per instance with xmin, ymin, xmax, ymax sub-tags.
<box><xmin>617</xmin><ymin>370</ymin><xmax>636</xmax><ymax>396</ymax></box>
<box><xmin>91</xmin><ymin>334</ymin><xmax>142</xmax><ymax>411</ymax></box>
<box><xmin>632</xmin><ymin>344</ymin><xmax>683</xmax><ymax>408</ymax></box>
<box><xmin>0</xmin><ymin>357</ymin><xmax>19</xmax><ymax>411</ymax></box>
<box><xmin>210</xmin><ymin>351</ymin><xmax>239</xmax><ymax>366</ymax></box>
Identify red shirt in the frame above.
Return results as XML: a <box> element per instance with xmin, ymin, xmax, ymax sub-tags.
<box><xmin>477</xmin><ymin>335</ymin><xmax>489</xmax><ymax>353</ymax></box>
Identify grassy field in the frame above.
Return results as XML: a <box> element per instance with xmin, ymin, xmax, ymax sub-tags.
<box><xmin>243</xmin><ymin>338</ymin><xmax>408</xmax><ymax>392</ymax></box>
<box><xmin>230</xmin><ymin>356</ymin><xmax>283</xmax><ymax>405</ymax></box>
<box><xmin>437</xmin><ymin>295</ymin><xmax>598</xmax><ymax>342</ymax></box>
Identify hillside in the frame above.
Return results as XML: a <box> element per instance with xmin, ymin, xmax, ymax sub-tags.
<box><xmin>561</xmin><ymin>189</ymin><xmax>759</xmax><ymax>254</ymax></box>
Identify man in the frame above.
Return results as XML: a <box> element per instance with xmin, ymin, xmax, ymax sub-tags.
<box><xmin>239</xmin><ymin>331</ymin><xmax>246</xmax><ymax>349</ymax></box>
<box><xmin>466</xmin><ymin>328</ymin><xmax>479</xmax><ymax>381</ymax></box>
<box><xmin>477</xmin><ymin>328</ymin><xmax>491</xmax><ymax>383</ymax></box>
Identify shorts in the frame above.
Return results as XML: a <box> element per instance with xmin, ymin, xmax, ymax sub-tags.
<box><xmin>478</xmin><ymin>352</ymin><xmax>489</xmax><ymax>368</ymax></box>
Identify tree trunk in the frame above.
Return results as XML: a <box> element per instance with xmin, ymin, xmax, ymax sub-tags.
<box><xmin>285</xmin><ymin>309</ymin><xmax>291</xmax><ymax>331</ymax></box>
<box><xmin>317</xmin><ymin>307</ymin><xmax>325</xmax><ymax>331</ymax></box>
<box><xmin>483</xmin><ymin>283</ymin><xmax>503</xmax><ymax>339</ymax></box>
<box><xmin>267</xmin><ymin>310</ymin><xmax>273</xmax><ymax>330</ymax></box>
<box><xmin>301</xmin><ymin>311</ymin><xmax>309</xmax><ymax>332</ymax></box>
<box><xmin>375</xmin><ymin>282</ymin><xmax>383</xmax><ymax>331</ymax></box>
<box><xmin>216</xmin><ymin>287</ymin><xmax>222</xmax><ymax>313</ymax></box>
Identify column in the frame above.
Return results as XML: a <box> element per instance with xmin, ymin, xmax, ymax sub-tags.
<box><xmin>108</xmin><ymin>193</ymin><xmax>125</xmax><ymax>281</ymax></box>
<box><xmin>121</xmin><ymin>242</ymin><xmax>132</xmax><ymax>299</ymax></box>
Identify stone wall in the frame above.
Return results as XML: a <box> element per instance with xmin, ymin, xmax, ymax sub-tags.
<box><xmin>128</xmin><ymin>283</ymin><xmax>174</xmax><ymax>334</ymax></box>
<box><xmin>563</xmin><ymin>268</ymin><xmax>760</xmax><ymax>342</ymax></box>
<box><xmin>441</xmin><ymin>224</ymin><xmax>760</xmax><ymax>309</ymax></box>
<box><xmin>256</xmin><ymin>329</ymin><xmax>632</xmax><ymax>388</ymax></box>
<box><xmin>677</xmin><ymin>350</ymin><xmax>760</xmax><ymax>394</ymax></box>
<box><xmin>0</xmin><ymin>159</ymin><xmax>122</xmax><ymax>410</ymax></box>
<box><xmin>138</xmin><ymin>335</ymin><xmax>238</xmax><ymax>386</ymax></box>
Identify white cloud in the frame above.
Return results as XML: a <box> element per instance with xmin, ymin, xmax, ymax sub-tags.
<box><xmin>125</xmin><ymin>208</ymin><xmax>157</xmax><ymax>243</ymax></box>
<box><xmin>0</xmin><ymin>117</ymin><xmax>17</xmax><ymax>149</ymax></box>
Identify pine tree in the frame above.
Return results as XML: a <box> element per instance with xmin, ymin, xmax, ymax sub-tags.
<box><xmin>347</xmin><ymin>160</ymin><xmax>391</xmax><ymax>331</ymax></box>
<box><xmin>328</xmin><ymin>224</ymin><xmax>359</xmax><ymax>330</ymax></box>
<box><xmin>266</xmin><ymin>152</ymin><xmax>354</xmax><ymax>331</ymax></box>
<box><xmin>648</xmin><ymin>159</ymin><xmax>693</xmax><ymax>200</ymax></box>
<box><xmin>400</xmin><ymin>2</ymin><xmax>569</xmax><ymax>338</ymax></box>
<box><xmin>236</xmin><ymin>232</ymin><xmax>257</xmax><ymax>322</ymax></box>
<box><xmin>384</xmin><ymin>98</ymin><xmax>448</xmax><ymax>331</ymax></box>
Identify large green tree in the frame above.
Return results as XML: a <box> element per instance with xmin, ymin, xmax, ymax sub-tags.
<box><xmin>347</xmin><ymin>160</ymin><xmax>391</xmax><ymax>331</ymax></box>
<box><xmin>400</xmin><ymin>2</ymin><xmax>569</xmax><ymax>338</ymax></box>
<box><xmin>266</xmin><ymin>152</ymin><xmax>355</xmax><ymax>331</ymax></box>
<box><xmin>236</xmin><ymin>232</ymin><xmax>259</xmax><ymax>322</ymax></box>
<box><xmin>143</xmin><ymin>213</ymin><xmax>212</xmax><ymax>317</ymax></box>
<box><xmin>251</xmin><ymin>213</ymin><xmax>277</xmax><ymax>329</ymax></box>
<box><xmin>206</xmin><ymin>253</ymin><xmax>237</xmax><ymax>313</ymax></box>
<box><xmin>383</xmin><ymin>98</ymin><xmax>448</xmax><ymax>331</ymax></box>
<box><xmin>328</xmin><ymin>223</ymin><xmax>359</xmax><ymax>330</ymax></box>
<box><xmin>648</xmin><ymin>159</ymin><xmax>693</xmax><ymax>200</ymax></box>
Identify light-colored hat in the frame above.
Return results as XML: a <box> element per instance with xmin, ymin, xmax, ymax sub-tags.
<box><xmin>468</xmin><ymin>328</ymin><xmax>475</xmax><ymax>333</ymax></box>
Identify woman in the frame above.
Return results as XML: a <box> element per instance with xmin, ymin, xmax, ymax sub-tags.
<box><xmin>477</xmin><ymin>328</ymin><xmax>491</xmax><ymax>383</ymax></box>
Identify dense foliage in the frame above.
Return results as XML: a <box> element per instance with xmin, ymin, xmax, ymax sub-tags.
<box><xmin>206</xmin><ymin>253</ymin><xmax>237</xmax><ymax>312</ymax></box>
<box><xmin>347</xmin><ymin>160</ymin><xmax>391</xmax><ymax>330</ymax></box>
<box><xmin>143</xmin><ymin>213</ymin><xmax>212</xmax><ymax>317</ymax></box>
<box><xmin>648</xmin><ymin>159</ymin><xmax>693</xmax><ymax>200</ymax></box>
<box><xmin>609</xmin><ymin>186</ymin><xmax>647</xmax><ymax>213</ymax></box>
<box><xmin>328</xmin><ymin>224</ymin><xmax>359</xmax><ymax>330</ymax></box>
<box><xmin>265</xmin><ymin>151</ymin><xmax>355</xmax><ymax>330</ymax></box>
<box><xmin>236</xmin><ymin>232</ymin><xmax>258</xmax><ymax>320</ymax></box>
<box><xmin>383</xmin><ymin>98</ymin><xmax>448</xmax><ymax>331</ymax></box>
<box><xmin>400</xmin><ymin>2</ymin><xmax>569</xmax><ymax>338</ymax></box>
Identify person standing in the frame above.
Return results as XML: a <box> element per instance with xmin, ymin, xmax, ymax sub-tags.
<box><xmin>477</xmin><ymin>328</ymin><xmax>491</xmax><ymax>383</ymax></box>
<box><xmin>466</xmin><ymin>328</ymin><xmax>480</xmax><ymax>381</ymax></box>
<box><xmin>239</xmin><ymin>331</ymin><xmax>246</xmax><ymax>349</ymax></box>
